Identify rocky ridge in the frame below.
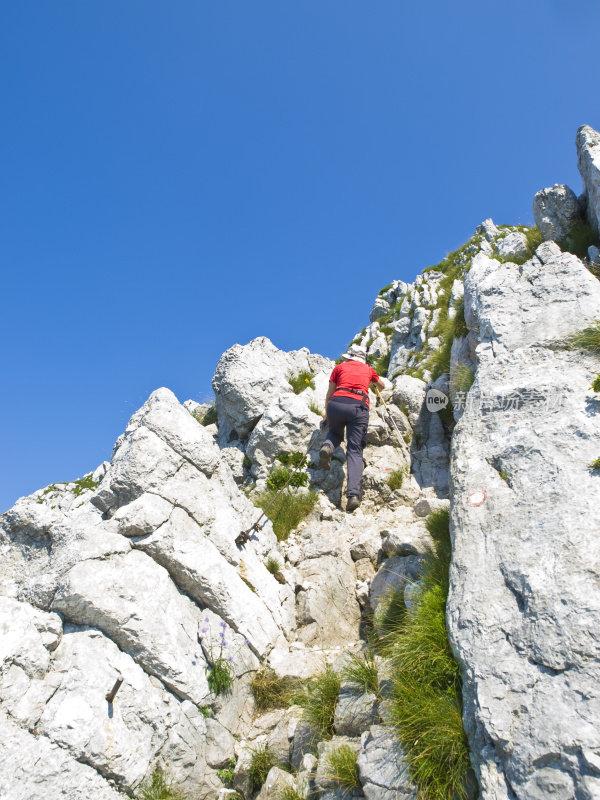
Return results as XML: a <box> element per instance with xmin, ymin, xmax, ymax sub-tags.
<box><xmin>1</xmin><ymin>125</ymin><xmax>600</xmax><ymax>800</ymax></box>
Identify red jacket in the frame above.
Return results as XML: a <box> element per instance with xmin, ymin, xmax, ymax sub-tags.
<box><xmin>329</xmin><ymin>362</ymin><xmax>379</xmax><ymax>407</ymax></box>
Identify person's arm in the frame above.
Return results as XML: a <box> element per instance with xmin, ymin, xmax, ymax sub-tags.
<box><xmin>325</xmin><ymin>380</ymin><xmax>337</xmax><ymax>407</ymax></box>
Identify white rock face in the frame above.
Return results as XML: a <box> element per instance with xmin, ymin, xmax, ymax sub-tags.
<box><xmin>212</xmin><ymin>336</ymin><xmax>332</xmax><ymax>439</ymax></box>
<box><xmin>0</xmin><ymin>386</ymin><xmax>298</xmax><ymax>797</ymax></box>
<box><xmin>448</xmin><ymin>247</ymin><xmax>600</xmax><ymax>799</ymax></box>
<box><xmin>577</xmin><ymin>124</ymin><xmax>600</xmax><ymax>234</ymax></box>
<box><xmin>495</xmin><ymin>231</ymin><xmax>529</xmax><ymax>260</ymax></box>
<box><xmin>533</xmin><ymin>184</ymin><xmax>582</xmax><ymax>241</ymax></box>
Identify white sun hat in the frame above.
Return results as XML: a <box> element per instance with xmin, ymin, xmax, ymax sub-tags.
<box><xmin>341</xmin><ymin>344</ymin><xmax>367</xmax><ymax>363</ymax></box>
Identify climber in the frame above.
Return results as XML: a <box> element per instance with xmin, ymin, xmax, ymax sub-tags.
<box><xmin>319</xmin><ymin>344</ymin><xmax>390</xmax><ymax>512</ymax></box>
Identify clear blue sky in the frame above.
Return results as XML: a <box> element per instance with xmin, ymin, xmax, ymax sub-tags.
<box><xmin>2</xmin><ymin>0</ymin><xmax>599</xmax><ymax>511</ymax></box>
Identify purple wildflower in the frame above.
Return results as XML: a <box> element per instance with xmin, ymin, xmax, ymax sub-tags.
<box><xmin>220</xmin><ymin>621</ymin><xmax>227</xmax><ymax>628</ymax></box>
<box><xmin>201</xmin><ymin>628</ymin><xmax>207</xmax><ymax>634</ymax></box>
<box><xmin>228</xmin><ymin>656</ymin><xmax>233</xmax><ymax>662</ymax></box>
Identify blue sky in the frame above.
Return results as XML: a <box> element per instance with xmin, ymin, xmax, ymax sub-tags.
<box><xmin>1</xmin><ymin>0</ymin><xmax>599</xmax><ymax>511</ymax></box>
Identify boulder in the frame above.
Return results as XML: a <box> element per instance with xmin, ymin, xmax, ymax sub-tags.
<box><xmin>369</xmin><ymin>555</ymin><xmax>423</xmax><ymax>613</ymax></box>
<box><xmin>369</xmin><ymin>296</ymin><xmax>391</xmax><ymax>322</ymax></box>
<box><xmin>256</xmin><ymin>766</ymin><xmax>296</xmax><ymax>800</ymax></box>
<box><xmin>449</xmin><ymin>246</ymin><xmax>600</xmax><ymax>798</ymax></box>
<box><xmin>357</xmin><ymin>725</ymin><xmax>416</xmax><ymax>799</ymax></box>
<box><xmin>495</xmin><ymin>231</ymin><xmax>529</xmax><ymax>260</ymax></box>
<box><xmin>212</xmin><ymin>337</ymin><xmax>332</xmax><ymax>439</ymax></box>
<box><xmin>0</xmin><ymin>709</ymin><xmax>125</xmax><ymax>800</ymax></box>
<box><xmin>334</xmin><ymin>685</ymin><xmax>379</xmax><ymax>737</ymax></box>
<box><xmin>533</xmin><ymin>184</ymin><xmax>582</xmax><ymax>241</ymax></box>
<box><xmin>577</xmin><ymin>124</ymin><xmax>600</xmax><ymax>233</ymax></box>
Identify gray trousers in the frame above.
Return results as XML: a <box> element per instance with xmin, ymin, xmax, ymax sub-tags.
<box><xmin>324</xmin><ymin>396</ymin><xmax>369</xmax><ymax>498</ymax></box>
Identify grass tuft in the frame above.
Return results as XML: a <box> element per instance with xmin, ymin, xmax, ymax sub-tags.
<box><xmin>592</xmin><ymin>376</ymin><xmax>600</xmax><ymax>393</ymax></box>
<box><xmin>252</xmin><ymin>489</ymin><xmax>318</xmax><ymax>541</ymax></box>
<box><xmin>289</xmin><ymin>370</ymin><xmax>315</xmax><ymax>394</ymax></box>
<box><xmin>279</xmin><ymin>788</ymin><xmax>304</xmax><ymax>800</ymax></box>
<box><xmin>370</xmin><ymin>351</ymin><xmax>391</xmax><ymax>377</ymax></box>
<box><xmin>265</xmin><ymin>555</ymin><xmax>282</xmax><ymax>575</ymax></box>
<box><xmin>341</xmin><ymin>650</ymin><xmax>378</xmax><ymax>694</ymax></box>
<box><xmin>450</xmin><ymin>364</ymin><xmax>475</xmax><ymax>394</ymax></box>
<box><xmin>250</xmin><ymin>667</ymin><xmax>299</xmax><ymax>712</ymax></box>
<box><xmin>559</xmin><ymin>220</ymin><xmax>598</xmax><ymax>259</ymax></box>
<box><xmin>386</xmin><ymin>468</ymin><xmax>407</xmax><ymax>491</ymax></box>
<box><xmin>248</xmin><ymin>744</ymin><xmax>279</xmax><ymax>791</ymax></box>
<box><xmin>137</xmin><ymin>767</ymin><xmax>186</xmax><ymax>800</ymax></box>
<box><xmin>383</xmin><ymin>507</ymin><xmax>471</xmax><ymax>800</ymax></box>
<box><xmin>325</xmin><ymin>745</ymin><xmax>361</xmax><ymax>791</ymax></box>
<box><xmin>565</xmin><ymin>321</ymin><xmax>600</xmax><ymax>354</ymax></box>
<box><xmin>292</xmin><ymin>664</ymin><xmax>341</xmax><ymax>741</ymax></box>
<box><xmin>589</xmin><ymin>458</ymin><xmax>600</xmax><ymax>472</ymax></box>
<box><xmin>308</xmin><ymin>400</ymin><xmax>323</xmax><ymax>416</ymax></box>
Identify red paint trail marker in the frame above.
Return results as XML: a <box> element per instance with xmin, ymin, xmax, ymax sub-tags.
<box><xmin>466</xmin><ymin>490</ymin><xmax>487</xmax><ymax>507</ymax></box>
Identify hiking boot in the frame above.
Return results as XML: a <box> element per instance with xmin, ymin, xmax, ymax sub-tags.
<box><xmin>319</xmin><ymin>443</ymin><xmax>333</xmax><ymax>470</ymax></box>
<box><xmin>346</xmin><ymin>496</ymin><xmax>361</xmax><ymax>513</ymax></box>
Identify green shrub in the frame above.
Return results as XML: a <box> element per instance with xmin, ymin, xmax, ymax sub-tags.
<box><xmin>276</xmin><ymin>451</ymin><xmax>307</xmax><ymax>469</ymax></box>
<box><xmin>71</xmin><ymin>474</ymin><xmax>98</xmax><ymax>497</ymax></box>
<box><xmin>266</xmin><ymin>466</ymin><xmax>309</xmax><ymax>491</ymax></box>
<box><xmin>197</xmin><ymin>705</ymin><xmax>212</xmax><ymax>717</ymax></box>
<box><xmin>248</xmin><ymin>744</ymin><xmax>280</xmax><ymax>791</ymax></box>
<box><xmin>592</xmin><ymin>376</ymin><xmax>600</xmax><ymax>393</ymax></box>
<box><xmin>589</xmin><ymin>458</ymin><xmax>600</xmax><ymax>472</ymax></box>
<box><xmin>371</xmin><ymin>351</ymin><xmax>391</xmax><ymax>377</ymax></box>
<box><xmin>450</xmin><ymin>364</ymin><xmax>475</xmax><ymax>394</ymax></box>
<box><xmin>253</xmin><ymin>489</ymin><xmax>318</xmax><ymax>541</ymax></box>
<box><xmin>341</xmin><ymin>650</ymin><xmax>378</xmax><ymax>694</ymax></box>
<box><xmin>379</xmin><ymin>283</ymin><xmax>393</xmax><ymax>295</ymax></box>
<box><xmin>385</xmin><ymin>508</ymin><xmax>471</xmax><ymax>800</ymax></box>
<box><xmin>565</xmin><ymin>321</ymin><xmax>600</xmax><ymax>354</ymax></box>
<box><xmin>292</xmin><ymin>665</ymin><xmax>341</xmax><ymax>741</ymax></box>
<box><xmin>250</xmin><ymin>667</ymin><xmax>299</xmax><ymax>712</ymax></box>
<box><xmin>289</xmin><ymin>370</ymin><xmax>315</xmax><ymax>394</ymax></box>
<box><xmin>559</xmin><ymin>220</ymin><xmax>598</xmax><ymax>259</ymax></box>
<box><xmin>137</xmin><ymin>767</ymin><xmax>186</xmax><ymax>800</ymax></box>
<box><xmin>325</xmin><ymin>745</ymin><xmax>361</xmax><ymax>791</ymax></box>
<box><xmin>216</xmin><ymin>757</ymin><xmax>237</xmax><ymax>787</ymax></box>
<box><xmin>386</xmin><ymin>468</ymin><xmax>407</xmax><ymax>491</ymax></box>
<box><xmin>243</xmin><ymin>455</ymin><xmax>252</xmax><ymax>470</ymax></box>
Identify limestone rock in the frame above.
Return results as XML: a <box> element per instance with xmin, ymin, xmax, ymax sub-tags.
<box><xmin>357</xmin><ymin>725</ymin><xmax>416</xmax><ymax>799</ymax></box>
<box><xmin>314</xmin><ymin>736</ymin><xmax>362</xmax><ymax>795</ymax></box>
<box><xmin>533</xmin><ymin>184</ymin><xmax>582</xmax><ymax>241</ymax></box>
<box><xmin>52</xmin><ymin>550</ymin><xmax>212</xmax><ymax>704</ymax></box>
<box><xmin>369</xmin><ymin>555</ymin><xmax>423</xmax><ymax>613</ymax></box>
<box><xmin>0</xmin><ymin>709</ymin><xmax>125</xmax><ymax>800</ymax></box>
<box><xmin>334</xmin><ymin>684</ymin><xmax>379</xmax><ymax>737</ymax></box>
<box><xmin>256</xmin><ymin>766</ymin><xmax>296</xmax><ymax>799</ymax></box>
<box><xmin>495</xmin><ymin>231</ymin><xmax>528</xmax><ymax>260</ymax></box>
<box><xmin>212</xmin><ymin>337</ymin><xmax>332</xmax><ymax>439</ymax></box>
<box><xmin>448</xmin><ymin>247</ymin><xmax>600</xmax><ymax>798</ymax></box>
<box><xmin>577</xmin><ymin>124</ymin><xmax>600</xmax><ymax>233</ymax></box>
<box><xmin>293</xmin><ymin>522</ymin><xmax>361</xmax><ymax>648</ymax></box>
<box><xmin>369</xmin><ymin>296</ymin><xmax>391</xmax><ymax>322</ymax></box>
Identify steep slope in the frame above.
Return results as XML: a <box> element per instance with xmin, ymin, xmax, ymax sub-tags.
<box><xmin>2</xmin><ymin>124</ymin><xmax>600</xmax><ymax>800</ymax></box>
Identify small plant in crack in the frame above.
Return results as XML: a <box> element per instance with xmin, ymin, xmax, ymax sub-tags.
<box><xmin>201</xmin><ymin>617</ymin><xmax>234</xmax><ymax>695</ymax></box>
